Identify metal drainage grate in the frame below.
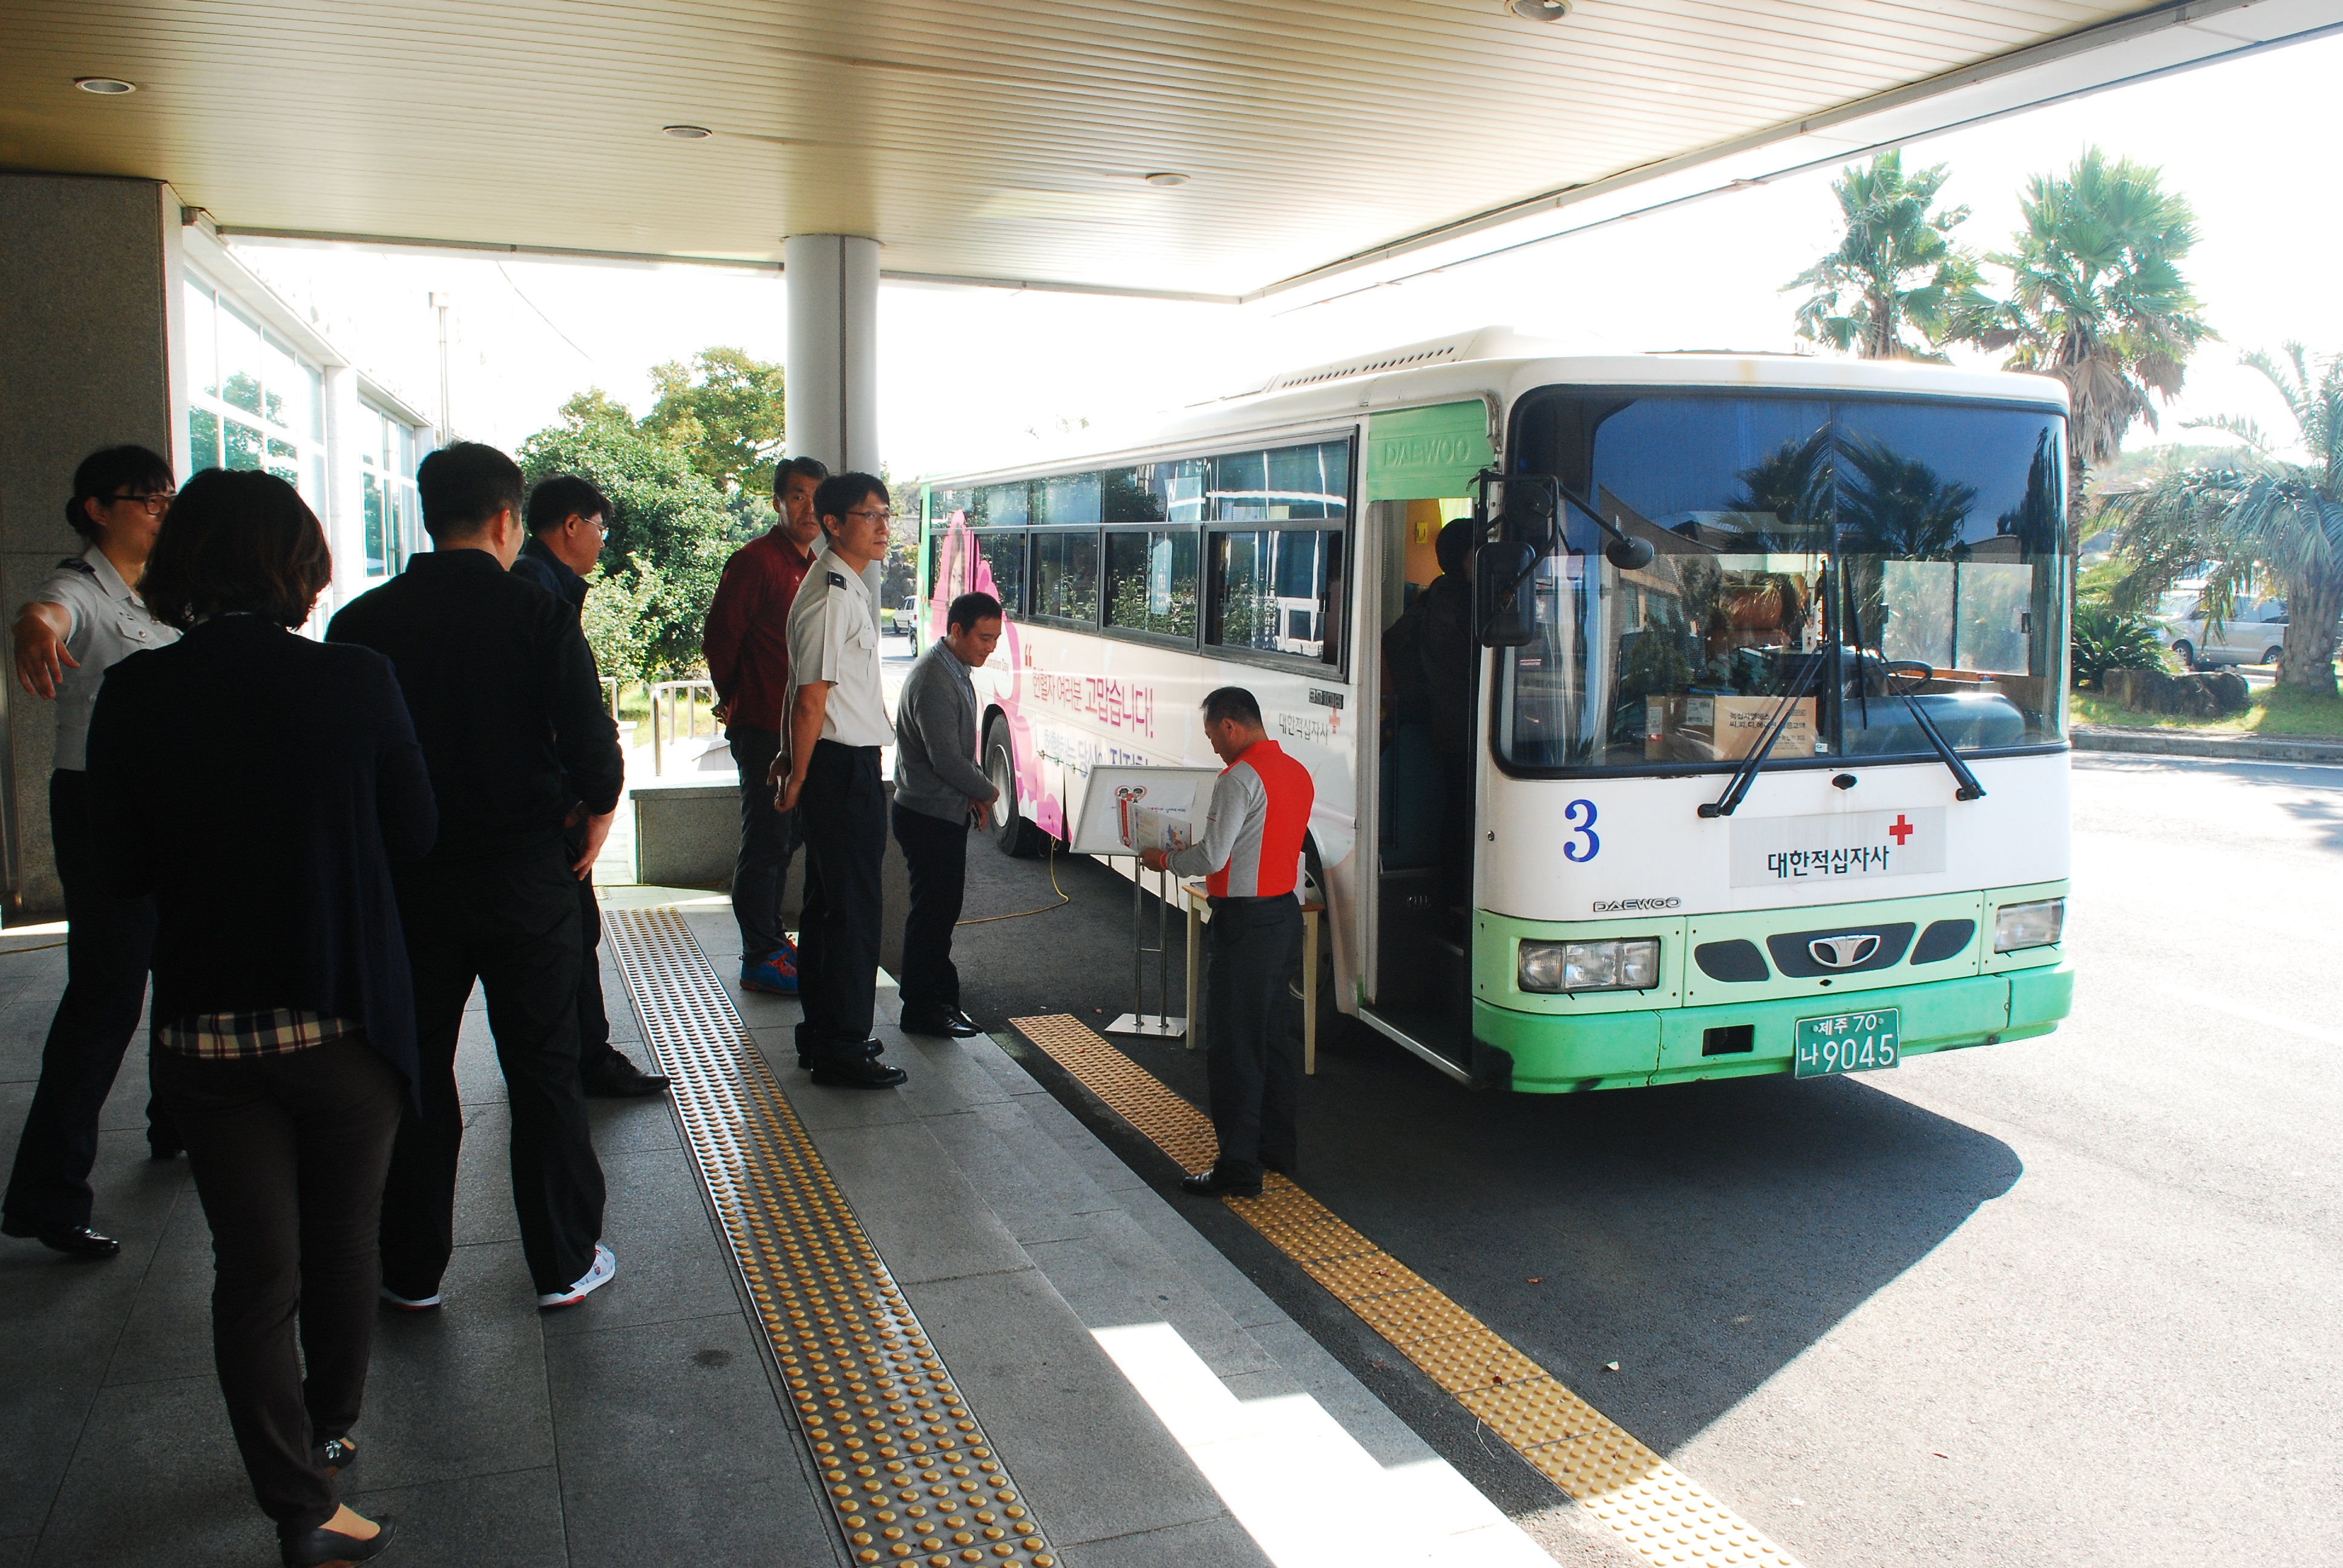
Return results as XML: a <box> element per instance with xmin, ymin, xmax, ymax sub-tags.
<box><xmin>606</xmin><ymin>907</ymin><xmax>1058</xmax><ymax>1567</ymax></box>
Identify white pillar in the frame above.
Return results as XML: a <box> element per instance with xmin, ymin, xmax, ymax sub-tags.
<box><xmin>783</xmin><ymin>235</ymin><xmax>880</xmax><ymax>474</ymax></box>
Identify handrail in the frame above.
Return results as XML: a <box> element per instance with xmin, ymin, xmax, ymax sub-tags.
<box><xmin>648</xmin><ymin>678</ymin><xmax>718</xmax><ymax>776</ymax></box>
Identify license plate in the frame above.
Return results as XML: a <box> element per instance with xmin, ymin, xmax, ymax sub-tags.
<box><xmin>1794</xmin><ymin>1008</ymin><xmax>1901</xmax><ymax>1079</ymax></box>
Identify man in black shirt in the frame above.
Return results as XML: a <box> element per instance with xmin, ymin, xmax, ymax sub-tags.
<box><xmin>329</xmin><ymin>443</ymin><xmax>626</xmax><ymax>1312</ymax></box>
<box><xmin>512</xmin><ymin>474</ymin><xmax>669</xmax><ymax>1100</ymax></box>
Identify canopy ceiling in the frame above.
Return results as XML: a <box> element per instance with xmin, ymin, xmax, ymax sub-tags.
<box><xmin>3</xmin><ymin>0</ymin><xmax>2337</xmax><ymax>301</ymax></box>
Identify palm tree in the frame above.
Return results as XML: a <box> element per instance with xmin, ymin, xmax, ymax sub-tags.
<box><xmin>1784</xmin><ymin>151</ymin><xmax>1984</xmax><ymax>362</ymax></box>
<box><xmin>2106</xmin><ymin>345</ymin><xmax>2343</xmax><ymax>694</ymax></box>
<box><xmin>1959</xmin><ymin>147</ymin><xmax>2216</xmax><ymax>535</ymax></box>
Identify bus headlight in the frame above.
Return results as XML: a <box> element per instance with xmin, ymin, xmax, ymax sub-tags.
<box><xmin>1993</xmin><ymin>898</ymin><xmax>2064</xmax><ymax>953</ymax></box>
<box><xmin>1518</xmin><ymin>938</ymin><xmax>1660</xmax><ymax>993</ymax></box>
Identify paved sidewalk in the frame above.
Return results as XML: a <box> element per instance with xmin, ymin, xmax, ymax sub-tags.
<box><xmin>2072</xmin><ymin>723</ymin><xmax>2343</xmax><ymax>764</ymax></box>
<box><xmin>0</xmin><ymin>895</ymin><xmax>1555</xmax><ymax>1567</ymax></box>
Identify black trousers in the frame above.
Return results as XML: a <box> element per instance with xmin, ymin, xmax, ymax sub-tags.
<box><xmin>891</xmin><ymin>802</ymin><xmax>968</xmax><ymax>1015</ymax></box>
<box><xmin>381</xmin><ymin>846</ymin><xmax>606</xmax><ymax>1298</ymax></box>
<box><xmin>154</xmin><ymin>1037</ymin><xmax>404</xmax><ymax>1537</ymax></box>
<box><xmin>728</xmin><ymin>725</ymin><xmax>801</xmax><ymax>962</ymax></box>
<box><xmin>1202</xmin><ymin>896</ymin><xmax>1304</xmax><ymax>1181</ymax></box>
<box><xmin>560</xmin><ymin>823</ymin><xmax>624</xmax><ymax>1077</ymax></box>
<box><xmin>793</xmin><ymin>742</ymin><xmax>885</xmax><ymax>1067</ymax></box>
<box><xmin>2</xmin><ymin>769</ymin><xmax>169</xmax><ymax>1232</ymax></box>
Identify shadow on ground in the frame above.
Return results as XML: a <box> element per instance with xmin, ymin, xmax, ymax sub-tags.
<box><xmin>948</xmin><ymin>835</ymin><xmax>2022</xmax><ymax>1500</ymax></box>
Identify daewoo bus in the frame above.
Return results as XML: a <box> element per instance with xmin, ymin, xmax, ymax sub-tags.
<box><xmin>914</xmin><ymin>329</ymin><xmax>2074</xmax><ymax>1091</ymax></box>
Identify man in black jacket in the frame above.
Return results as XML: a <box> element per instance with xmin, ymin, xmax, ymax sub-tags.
<box><xmin>330</xmin><ymin>443</ymin><xmax>627</xmax><ymax>1312</ymax></box>
<box><xmin>511</xmin><ymin>474</ymin><xmax>669</xmax><ymax>1100</ymax></box>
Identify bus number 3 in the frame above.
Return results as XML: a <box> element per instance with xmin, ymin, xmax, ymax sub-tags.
<box><xmin>1563</xmin><ymin>799</ymin><xmax>1600</xmax><ymax>862</ymax></box>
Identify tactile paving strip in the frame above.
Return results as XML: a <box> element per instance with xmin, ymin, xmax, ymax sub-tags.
<box><xmin>604</xmin><ymin>906</ymin><xmax>1058</xmax><ymax>1568</ymax></box>
<box><xmin>1011</xmin><ymin>1013</ymin><xmax>1802</xmax><ymax>1568</ymax></box>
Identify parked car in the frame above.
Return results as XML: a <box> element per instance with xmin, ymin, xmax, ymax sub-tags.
<box><xmin>2158</xmin><ymin>595</ymin><xmax>2292</xmax><ymax>668</ymax></box>
<box><xmin>896</xmin><ymin>596</ymin><xmax>920</xmax><ymax>637</ymax></box>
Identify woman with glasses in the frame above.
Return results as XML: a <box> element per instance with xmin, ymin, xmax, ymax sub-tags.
<box><xmin>1</xmin><ymin>446</ymin><xmax>183</xmax><ymax>1258</ymax></box>
<box><xmin>87</xmin><ymin>468</ymin><xmax>433</xmax><ymax>1567</ymax></box>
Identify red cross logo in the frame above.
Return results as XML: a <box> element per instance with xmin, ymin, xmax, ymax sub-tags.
<box><xmin>1889</xmin><ymin>814</ymin><xmax>1915</xmax><ymax>846</ymax></box>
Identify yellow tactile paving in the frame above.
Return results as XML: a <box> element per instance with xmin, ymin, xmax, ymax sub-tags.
<box><xmin>604</xmin><ymin>907</ymin><xmax>1059</xmax><ymax>1568</ymax></box>
<box><xmin>1010</xmin><ymin>1014</ymin><xmax>1804</xmax><ymax>1568</ymax></box>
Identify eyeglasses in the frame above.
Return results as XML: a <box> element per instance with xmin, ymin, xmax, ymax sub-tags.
<box><xmin>106</xmin><ymin>492</ymin><xmax>174</xmax><ymax>517</ymax></box>
<box><xmin>845</xmin><ymin>507</ymin><xmax>893</xmax><ymax>524</ymax></box>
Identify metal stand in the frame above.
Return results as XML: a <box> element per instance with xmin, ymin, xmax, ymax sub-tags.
<box><xmin>1106</xmin><ymin>858</ymin><xmax>1185</xmax><ymax>1039</ymax></box>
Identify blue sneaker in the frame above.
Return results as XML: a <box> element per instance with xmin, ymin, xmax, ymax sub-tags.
<box><xmin>741</xmin><ymin>949</ymin><xmax>798</xmax><ymax>995</ymax></box>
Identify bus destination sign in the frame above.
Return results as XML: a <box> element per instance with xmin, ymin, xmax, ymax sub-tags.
<box><xmin>1728</xmin><ymin>808</ymin><xmax>1946</xmax><ymax>887</ymax></box>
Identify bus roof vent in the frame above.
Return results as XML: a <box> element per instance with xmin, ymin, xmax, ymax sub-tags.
<box><xmin>1251</xmin><ymin>325</ymin><xmax>1542</xmax><ymax>396</ymax></box>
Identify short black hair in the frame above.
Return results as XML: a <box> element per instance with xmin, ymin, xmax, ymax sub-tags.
<box><xmin>814</xmin><ymin>472</ymin><xmax>889</xmax><ymax>537</ymax></box>
<box><xmin>67</xmin><ymin>445</ymin><xmax>174</xmax><ymax>541</ymax></box>
<box><xmin>416</xmin><ymin>442</ymin><xmax>526</xmax><ymax>540</ymax></box>
<box><xmin>773</xmin><ymin>455</ymin><xmax>830</xmax><ymax>498</ymax></box>
<box><xmin>142</xmin><ymin>469</ymin><xmax>333</xmax><ymax>630</ymax></box>
<box><xmin>1201</xmin><ymin>686</ymin><xmax>1263</xmax><ymax>729</ymax></box>
<box><xmin>1435</xmin><ymin>517</ymin><xmax>1474</xmax><ymax>575</ymax></box>
<box><xmin>947</xmin><ymin>591</ymin><xmax>1001</xmax><ymax>633</ymax></box>
<box><xmin>526</xmin><ymin>474</ymin><xmax>611</xmax><ymax>535</ymax></box>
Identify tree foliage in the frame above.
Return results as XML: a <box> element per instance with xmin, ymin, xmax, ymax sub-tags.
<box><xmin>1957</xmin><ymin>147</ymin><xmax>2216</xmax><ymax>530</ymax></box>
<box><xmin>2105</xmin><ymin>344</ymin><xmax>2343</xmax><ymax>693</ymax></box>
<box><xmin>1784</xmin><ymin>152</ymin><xmax>1985</xmax><ymax>362</ymax></box>
<box><xmin>519</xmin><ymin>390</ymin><xmax>742</xmax><ymax>677</ymax></box>
<box><xmin>639</xmin><ymin>347</ymin><xmax>789</xmax><ymax>500</ymax></box>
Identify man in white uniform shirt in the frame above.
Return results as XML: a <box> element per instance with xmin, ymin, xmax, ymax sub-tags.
<box><xmin>775</xmin><ymin>474</ymin><xmax>908</xmax><ymax>1089</ymax></box>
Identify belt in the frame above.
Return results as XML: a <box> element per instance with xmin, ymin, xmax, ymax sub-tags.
<box><xmin>1207</xmin><ymin>893</ymin><xmax>1299</xmax><ymax>910</ymax></box>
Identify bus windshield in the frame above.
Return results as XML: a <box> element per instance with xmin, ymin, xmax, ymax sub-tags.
<box><xmin>1498</xmin><ymin>390</ymin><xmax>2067</xmax><ymax>774</ymax></box>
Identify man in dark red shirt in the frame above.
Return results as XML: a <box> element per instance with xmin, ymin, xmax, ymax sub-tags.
<box><xmin>704</xmin><ymin>454</ymin><xmax>827</xmax><ymax>992</ymax></box>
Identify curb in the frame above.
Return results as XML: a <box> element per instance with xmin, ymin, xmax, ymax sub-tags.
<box><xmin>2073</xmin><ymin>724</ymin><xmax>2343</xmax><ymax>765</ymax></box>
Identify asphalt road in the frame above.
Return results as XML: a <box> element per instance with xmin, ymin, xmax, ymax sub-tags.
<box><xmin>942</xmin><ymin>751</ymin><xmax>2343</xmax><ymax>1568</ymax></box>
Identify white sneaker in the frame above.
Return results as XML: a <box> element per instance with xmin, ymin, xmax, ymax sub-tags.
<box><xmin>537</xmin><ymin>1244</ymin><xmax>617</xmax><ymax>1309</ymax></box>
<box><xmin>379</xmin><ymin>1284</ymin><xmax>442</xmax><ymax>1310</ymax></box>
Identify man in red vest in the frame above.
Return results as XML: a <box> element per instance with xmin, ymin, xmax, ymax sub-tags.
<box><xmin>1141</xmin><ymin>686</ymin><xmax>1314</xmax><ymax>1198</ymax></box>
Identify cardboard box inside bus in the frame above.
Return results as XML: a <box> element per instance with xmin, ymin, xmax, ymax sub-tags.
<box><xmin>1644</xmin><ymin>694</ymin><xmax>1818</xmax><ymax>762</ymax></box>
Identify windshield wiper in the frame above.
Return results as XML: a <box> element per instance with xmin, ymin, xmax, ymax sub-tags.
<box><xmin>1697</xmin><ymin>652</ymin><xmax>1826</xmax><ymax>819</ymax></box>
<box><xmin>1838</xmin><ymin>567</ymin><xmax>1985</xmax><ymax>802</ymax></box>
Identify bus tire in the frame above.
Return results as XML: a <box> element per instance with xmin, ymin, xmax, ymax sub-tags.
<box><xmin>985</xmin><ymin>720</ymin><xmax>1046</xmax><ymax>858</ymax></box>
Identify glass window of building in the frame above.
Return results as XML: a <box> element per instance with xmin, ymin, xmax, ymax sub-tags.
<box><xmin>182</xmin><ymin>275</ymin><xmax>328</xmax><ymax>514</ymax></box>
<box><xmin>359</xmin><ymin>402</ymin><xmax>423</xmax><ymax>578</ymax></box>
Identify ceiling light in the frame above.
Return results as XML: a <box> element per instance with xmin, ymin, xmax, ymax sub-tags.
<box><xmin>661</xmin><ymin>124</ymin><xmax>713</xmax><ymax>140</ymax></box>
<box><xmin>1509</xmin><ymin>0</ymin><xmax>1570</xmax><ymax>19</ymax></box>
<box><xmin>75</xmin><ymin>77</ymin><xmax>137</xmax><ymax>94</ymax></box>
<box><xmin>1143</xmin><ymin>172</ymin><xmax>1188</xmax><ymax>187</ymax></box>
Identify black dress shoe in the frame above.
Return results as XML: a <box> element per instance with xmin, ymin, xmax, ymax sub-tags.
<box><xmin>1180</xmin><ymin>1166</ymin><xmax>1263</xmax><ymax>1199</ymax></box>
<box><xmin>900</xmin><ymin>1006</ymin><xmax>983</xmax><ymax>1038</ymax></box>
<box><xmin>798</xmin><ymin>1037</ymin><xmax>884</xmax><ymax>1070</ymax></box>
<box><xmin>810</xmin><ymin>1053</ymin><xmax>908</xmax><ymax>1089</ymax></box>
<box><xmin>582</xmin><ymin>1055</ymin><xmax>670</xmax><ymax>1098</ymax></box>
<box><xmin>280</xmin><ymin>1514</ymin><xmax>396</xmax><ymax>1567</ymax></box>
<box><xmin>1</xmin><ymin>1218</ymin><xmax>120</xmax><ymax>1258</ymax></box>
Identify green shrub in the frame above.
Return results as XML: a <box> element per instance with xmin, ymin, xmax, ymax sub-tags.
<box><xmin>2071</xmin><ymin>601</ymin><xmax>2169</xmax><ymax>688</ymax></box>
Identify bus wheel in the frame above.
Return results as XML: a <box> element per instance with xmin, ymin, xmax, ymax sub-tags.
<box><xmin>985</xmin><ymin>720</ymin><xmax>1046</xmax><ymax>858</ymax></box>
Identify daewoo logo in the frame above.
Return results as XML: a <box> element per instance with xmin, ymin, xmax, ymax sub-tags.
<box><xmin>1808</xmin><ymin>933</ymin><xmax>1881</xmax><ymax>969</ymax></box>
<box><xmin>1591</xmin><ymin>897</ymin><xmax>1681</xmax><ymax>913</ymax></box>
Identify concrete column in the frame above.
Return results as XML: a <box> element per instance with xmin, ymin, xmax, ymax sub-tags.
<box><xmin>783</xmin><ymin>235</ymin><xmax>881</xmax><ymax>474</ymax></box>
<box><xmin>0</xmin><ymin>174</ymin><xmax>182</xmax><ymax>918</ymax></box>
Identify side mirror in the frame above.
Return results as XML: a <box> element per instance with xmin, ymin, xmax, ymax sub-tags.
<box><xmin>1473</xmin><ymin>541</ymin><xmax>1539</xmax><ymax>647</ymax></box>
<box><xmin>1605</xmin><ymin>534</ymin><xmax>1655</xmax><ymax>571</ymax></box>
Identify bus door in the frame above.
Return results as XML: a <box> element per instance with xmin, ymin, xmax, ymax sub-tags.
<box><xmin>1367</xmin><ymin>494</ymin><xmax>1478</xmax><ymax>1063</ymax></box>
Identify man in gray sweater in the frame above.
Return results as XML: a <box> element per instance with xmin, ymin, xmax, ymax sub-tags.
<box><xmin>891</xmin><ymin>591</ymin><xmax>1003</xmax><ymax>1036</ymax></box>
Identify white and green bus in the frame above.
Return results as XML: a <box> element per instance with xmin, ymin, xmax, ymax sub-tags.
<box><xmin>915</xmin><ymin>329</ymin><xmax>2073</xmax><ymax>1091</ymax></box>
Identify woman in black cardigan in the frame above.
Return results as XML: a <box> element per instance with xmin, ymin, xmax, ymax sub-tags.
<box><xmin>87</xmin><ymin>469</ymin><xmax>434</xmax><ymax>1568</ymax></box>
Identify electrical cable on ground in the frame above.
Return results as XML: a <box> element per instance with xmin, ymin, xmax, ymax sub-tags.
<box><xmin>955</xmin><ymin>834</ymin><xmax>1072</xmax><ymax>927</ymax></box>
